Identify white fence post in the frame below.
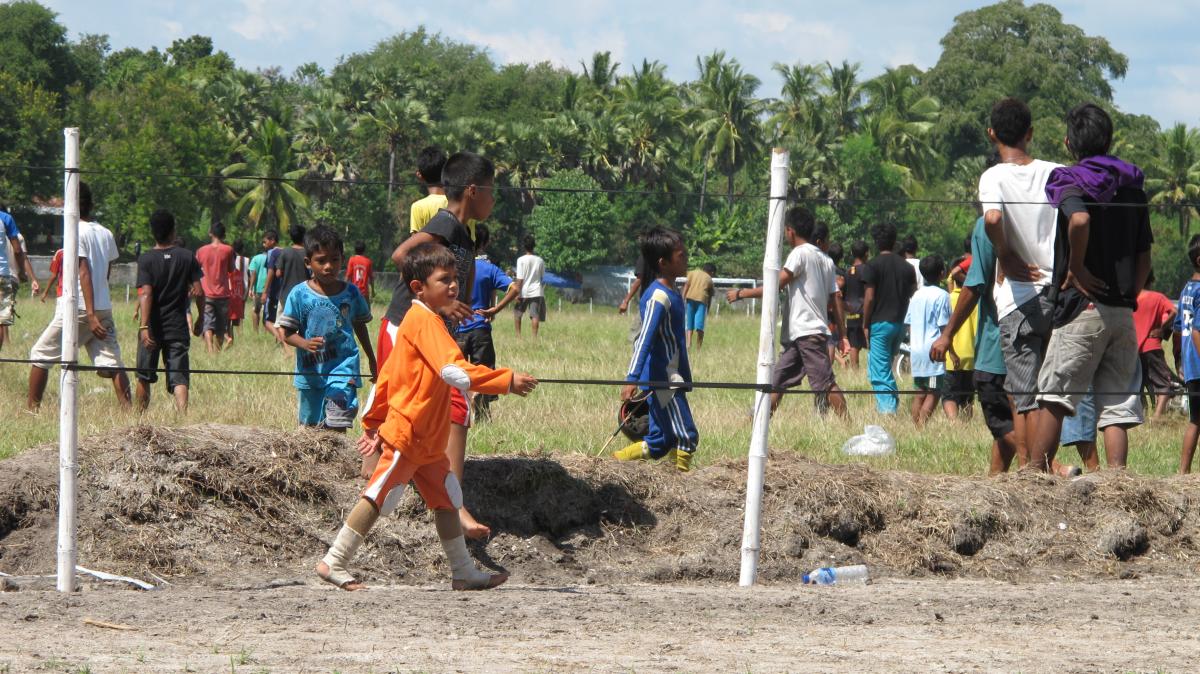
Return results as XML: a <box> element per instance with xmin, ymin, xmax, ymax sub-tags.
<box><xmin>739</xmin><ymin>148</ymin><xmax>788</xmax><ymax>587</ymax></box>
<box><xmin>57</xmin><ymin>128</ymin><xmax>81</xmax><ymax>593</ymax></box>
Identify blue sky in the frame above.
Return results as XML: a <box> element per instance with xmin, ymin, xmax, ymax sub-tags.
<box><xmin>40</xmin><ymin>0</ymin><xmax>1200</xmax><ymax>127</ymax></box>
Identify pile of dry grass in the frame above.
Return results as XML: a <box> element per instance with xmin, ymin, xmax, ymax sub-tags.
<box><xmin>2</xmin><ymin>424</ymin><xmax>1200</xmax><ymax>586</ymax></box>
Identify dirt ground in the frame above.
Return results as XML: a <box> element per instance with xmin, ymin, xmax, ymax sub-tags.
<box><xmin>0</xmin><ymin>576</ymin><xmax>1197</xmax><ymax>673</ymax></box>
<box><xmin>3</xmin><ymin>424</ymin><xmax>1200</xmax><ymax>672</ymax></box>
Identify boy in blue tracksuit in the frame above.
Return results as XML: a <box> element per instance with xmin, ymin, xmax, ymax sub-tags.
<box><xmin>614</xmin><ymin>227</ymin><xmax>699</xmax><ymax>471</ymax></box>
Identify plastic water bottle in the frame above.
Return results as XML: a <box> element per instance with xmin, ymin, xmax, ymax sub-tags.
<box><xmin>803</xmin><ymin>564</ymin><xmax>870</xmax><ymax>585</ymax></box>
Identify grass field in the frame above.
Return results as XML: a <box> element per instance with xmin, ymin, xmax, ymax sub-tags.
<box><xmin>0</xmin><ymin>290</ymin><xmax>1189</xmax><ymax>475</ymax></box>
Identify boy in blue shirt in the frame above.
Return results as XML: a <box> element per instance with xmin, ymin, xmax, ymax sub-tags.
<box><xmin>456</xmin><ymin>223</ymin><xmax>521</xmax><ymax>419</ymax></box>
<box><xmin>905</xmin><ymin>255</ymin><xmax>950</xmax><ymax>427</ymax></box>
<box><xmin>1177</xmin><ymin>235</ymin><xmax>1200</xmax><ymax>473</ymax></box>
<box><xmin>279</xmin><ymin>225</ymin><xmax>377</xmax><ymax>433</ymax></box>
<box><xmin>614</xmin><ymin>227</ymin><xmax>698</xmax><ymax>471</ymax></box>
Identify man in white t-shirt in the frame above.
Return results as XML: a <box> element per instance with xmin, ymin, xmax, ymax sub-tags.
<box><xmin>27</xmin><ymin>183</ymin><xmax>131</xmax><ymax>410</ymax></box>
<box><xmin>979</xmin><ymin>97</ymin><xmax>1063</xmax><ymax>464</ymax></box>
<box><xmin>725</xmin><ymin>206</ymin><xmax>849</xmax><ymax>417</ymax></box>
<box><xmin>513</xmin><ymin>235</ymin><xmax>546</xmax><ymax>338</ymax></box>
<box><xmin>902</xmin><ymin>235</ymin><xmax>924</xmax><ymax>289</ymax></box>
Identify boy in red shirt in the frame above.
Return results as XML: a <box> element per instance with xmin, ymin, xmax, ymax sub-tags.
<box><xmin>1134</xmin><ymin>273</ymin><xmax>1178</xmax><ymax>420</ymax></box>
<box><xmin>317</xmin><ymin>243</ymin><xmax>537</xmax><ymax>591</ymax></box>
<box><xmin>344</xmin><ymin>241</ymin><xmax>374</xmax><ymax>302</ymax></box>
<box><xmin>194</xmin><ymin>222</ymin><xmax>236</xmax><ymax>353</ymax></box>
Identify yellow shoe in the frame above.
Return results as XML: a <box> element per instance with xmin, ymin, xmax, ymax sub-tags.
<box><xmin>612</xmin><ymin>441</ymin><xmax>648</xmax><ymax>461</ymax></box>
<box><xmin>675</xmin><ymin>450</ymin><xmax>693</xmax><ymax>472</ymax></box>
<box><xmin>666</xmin><ymin>448</ymin><xmax>677</xmax><ymax>463</ymax></box>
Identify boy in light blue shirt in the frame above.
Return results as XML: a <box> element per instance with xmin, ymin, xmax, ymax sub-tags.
<box><xmin>1176</xmin><ymin>235</ymin><xmax>1200</xmax><ymax>473</ymax></box>
<box><xmin>278</xmin><ymin>225</ymin><xmax>376</xmax><ymax>432</ymax></box>
<box><xmin>905</xmin><ymin>255</ymin><xmax>950</xmax><ymax>427</ymax></box>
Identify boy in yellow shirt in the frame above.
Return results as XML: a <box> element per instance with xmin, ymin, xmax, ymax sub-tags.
<box><xmin>943</xmin><ymin>253</ymin><xmax>978</xmax><ymax>420</ymax></box>
<box><xmin>410</xmin><ymin>146</ymin><xmax>448</xmax><ymax>234</ymax></box>
<box><xmin>317</xmin><ymin>243</ymin><xmax>538</xmax><ymax>591</ymax></box>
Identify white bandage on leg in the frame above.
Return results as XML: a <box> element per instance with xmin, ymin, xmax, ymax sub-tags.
<box><xmin>321</xmin><ymin>524</ymin><xmax>365</xmax><ymax>586</ymax></box>
<box><xmin>444</xmin><ymin>472</ymin><xmax>464</xmax><ymax>510</ymax></box>
<box><xmin>441</xmin><ymin>534</ymin><xmax>493</xmax><ymax>587</ymax></box>
<box><xmin>440</xmin><ymin>364</ymin><xmax>470</xmax><ymax>391</ymax></box>
<box><xmin>378</xmin><ymin>481</ymin><xmax>406</xmax><ymax>516</ymax></box>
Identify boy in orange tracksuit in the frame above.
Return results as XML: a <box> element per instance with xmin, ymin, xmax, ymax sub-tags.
<box><xmin>316</xmin><ymin>243</ymin><xmax>538</xmax><ymax>591</ymax></box>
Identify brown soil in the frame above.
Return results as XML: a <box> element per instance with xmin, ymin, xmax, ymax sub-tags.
<box><xmin>4</xmin><ymin>424</ymin><xmax>1200</xmax><ymax>585</ymax></box>
<box><xmin>3</xmin><ymin>424</ymin><xmax>1200</xmax><ymax>672</ymax></box>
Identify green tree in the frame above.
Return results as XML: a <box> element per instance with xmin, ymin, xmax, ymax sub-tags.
<box><xmin>221</xmin><ymin>118</ymin><xmax>310</xmax><ymax>234</ymax></box>
<box><xmin>0</xmin><ymin>72</ymin><xmax>60</xmax><ymax>202</ymax></box>
<box><xmin>0</xmin><ymin>1</ymin><xmax>78</xmax><ymax>97</ymax></box>
<box><xmin>691</xmin><ymin>51</ymin><xmax>765</xmax><ymax>209</ymax></box>
<box><xmin>527</xmin><ymin>169</ymin><xmax>615</xmax><ymax>271</ymax></box>
<box><xmin>1146</xmin><ymin>123</ymin><xmax>1200</xmax><ymax>238</ymax></box>
<box><xmin>924</xmin><ymin>0</ymin><xmax>1128</xmax><ymax>165</ymax></box>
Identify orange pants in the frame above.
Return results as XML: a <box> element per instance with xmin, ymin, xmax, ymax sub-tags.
<box><xmin>362</xmin><ymin>442</ymin><xmax>459</xmax><ymax>515</ymax></box>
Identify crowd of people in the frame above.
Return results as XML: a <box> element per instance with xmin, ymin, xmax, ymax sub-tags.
<box><xmin>2</xmin><ymin>98</ymin><xmax>1198</xmax><ymax>591</ymax></box>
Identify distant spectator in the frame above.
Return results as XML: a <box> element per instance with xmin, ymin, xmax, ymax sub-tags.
<box><xmin>228</xmin><ymin>240</ymin><xmax>250</xmax><ymax>344</ymax></box>
<box><xmin>1133</xmin><ymin>272</ymin><xmax>1179</xmax><ymax>421</ymax></box>
<box><xmin>514</xmin><ymin>235</ymin><xmax>546</xmax><ymax>338</ymax></box>
<box><xmin>345</xmin><ymin>241</ymin><xmax>375</xmax><ymax>302</ymax></box>
<box><xmin>0</xmin><ymin>205</ymin><xmax>38</xmax><ymax>351</ymax></box>
<box><xmin>862</xmin><ymin>222</ymin><xmax>918</xmax><ymax>414</ymax></box>
<box><xmin>195</xmin><ymin>222</ymin><xmax>236</xmax><ymax>353</ymax></box>
<box><xmin>1176</xmin><ymin>235</ymin><xmax>1200</xmax><ymax>473</ymax></box>
<box><xmin>682</xmin><ymin>262</ymin><xmax>716</xmax><ymax>351</ymax></box>
<box><xmin>905</xmin><ymin>255</ymin><xmax>950</xmax><ymax>427</ymax></box>
<box><xmin>39</xmin><ymin>248</ymin><xmax>64</xmax><ymax>303</ymax></box>
<box><xmin>409</xmin><ymin>146</ymin><xmax>449</xmax><ymax>234</ymax></box>
<box><xmin>265</xmin><ymin>224</ymin><xmax>311</xmax><ymax>344</ymax></box>
<box><xmin>247</xmin><ymin>232</ymin><xmax>273</xmax><ymax>332</ymax></box>
<box><xmin>901</xmin><ymin>235</ymin><xmax>923</xmax><ymax>289</ymax></box>
<box><xmin>842</xmin><ymin>240</ymin><xmax>869</xmax><ymax>369</ymax></box>
<box><xmin>457</xmin><ymin>223</ymin><xmax>522</xmax><ymax>419</ymax></box>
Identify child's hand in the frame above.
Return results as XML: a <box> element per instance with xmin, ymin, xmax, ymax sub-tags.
<box><xmin>438</xmin><ymin>301</ymin><xmax>474</xmax><ymax>326</ymax></box>
<box><xmin>356</xmin><ymin>429</ymin><xmax>382</xmax><ymax>457</ymax></box>
<box><xmin>300</xmin><ymin>335</ymin><xmax>325</xmax><ymax>353</ymax></box>
<box><xmin>724</xmin><ymin>289</ymin><xmax>740</xmax><ymax>303</ymax></box>
<box><xmin>620</xmin><ymin>383</ymin><xmax>637</xmax><ymax>401</ymax></box>
<box><xmin>510</xmin><ymin>373</ymin><xmax>538</xmax><ymax>397</ymax></box>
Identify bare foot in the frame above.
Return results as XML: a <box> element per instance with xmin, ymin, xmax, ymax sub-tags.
<box><xmin>452</xmin><ymin>572</ymin><xmax>508</xmax><ymax>591</ymax></box>
<box><xmin>460</xmin><ymin>508</ymin><xmax>491</xmax><ymax>540</ymax></box>
<box><xmin>315</xmin><ymin>561</ymin><xmax>365</xmax><ymax>591</ymax></box>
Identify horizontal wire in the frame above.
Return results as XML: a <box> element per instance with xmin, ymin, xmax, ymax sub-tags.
<box><xmin>0</xmin><ymin>162</ymin><xmax>1195</xmax><ymax>208</ymax></box>
<box><xmin>0</xmin><ymin>357</ymin><xmax>1184</xmax><ymax>397</ymax></box>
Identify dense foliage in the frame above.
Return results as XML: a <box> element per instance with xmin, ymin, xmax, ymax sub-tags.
<box><xmin>0</xmin><ymin>0</ymin><xmax>1197</xmax><ymax>291</ymax></box>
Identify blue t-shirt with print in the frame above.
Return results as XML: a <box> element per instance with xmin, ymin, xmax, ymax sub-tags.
<box><xmin>1175</xmin><ymin>279</ymin><xmax>1200</xmax><ymax>382</ymax></box>
<box><xmin>278</xmin><ymin>281</ymin><xmax>372</xmax><ymax>390</ymax></box>
<box><xmin>458</xmin><ymin>256</ymin><xmax>512</xmax><ymax>334</ymax></box>
<box><xmin>0</xmin><ymin>211</ymin><xmax>19</xmax><ymax>278</ymax></box>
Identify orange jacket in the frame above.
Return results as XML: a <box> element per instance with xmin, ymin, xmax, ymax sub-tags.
<box><xmin>363</xmin><ymin>300</ymin><xmax>513</xmax><ymax>463</ymax></box>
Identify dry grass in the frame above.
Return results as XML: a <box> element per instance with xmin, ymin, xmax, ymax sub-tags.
<box><xmin>0</xmin><ymin>294</ymin><xmax>1189</xmax><ymax>475</ymax></box>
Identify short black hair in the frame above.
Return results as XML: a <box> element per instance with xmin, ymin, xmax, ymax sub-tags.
<box><xmin>263</xmin><ymin>229</ymin><xmax>279</xmax><ymax>243</ymax></box>
<box><xmin>919</xmin><ymin>254</ymin><xmax>945</xmax><ymax>285</ymax></box>
<box><xmin>149</xmin><ymin>209</ymin><xmax>176</xmax><ymax>245</ymax></box>
<box><xmin>233</xmin><ymin>240</ymin><xmax>245</xmax><ymax>256</ymax></box>
<box><xmin>827</xmin><ymin>242</ymin><xmax>844</xmax><ymax>266</ymax></box>
<box><xmin>475</xmin><ymin>222</ymin><xmax>490</xmax><ymax>250</ymax></box>
<box><xmin>851</xmin><ymin>239</ymin><xmax>869</xmax><ymax>260</ymax></box>
<box><xmin>78</xmin><ymin>182</ymin><xmax>93</xmax><ymax>219</ymax></box>
<box><xmin>288</xmin><ymin>223</ymin><xmax>306</xmax><ymax>245</ymax></box>
<box><xmin>900</xmin><ymin>235</ymin><xmax>918</xmax><ymax>256</ymax></box>
<box><xmin>210</xmin><ymin>221</ymin><xmax>226</xmax><ymax>240</ymax></box>
<box><xmin>872</xmin><ymin>223</ymin><xmax>897</xmax><ymax>252</ymax></box>
<box><xmin>354</xmin><ymin>241</ymin><xmax>366</xmax><ymax>255</ymax></box>
<box><xmin>812</xmin><ymin>223</ymin><xmax>829</xmax><ymax>245</ymax></box>
<box><xmin>523</xmin><ymin>234</ymin><xmax>535</xmax><ymax>252</ymax></box>
<box><xmin>1189</xmin><ymin>234</ymin><xmax>1200</xmax><ymax>271</ymax></box>
<box><xmin>702</xmin><ymin>262</ymin><xmax>716</xmax><ymax>275</ymax></box>
<box><xmin>963</xmin><ymin>233</ymin><xmax>973</xmax><ymax>254</ymax></box>
<box><xmin>416</xmin><ymin>146</ymin><xmax>447</xmax><ymax>186</ymax></box>
<box><xmin>403</xmin><ymin>241</ymin><xmax>457</xmax><ymax>286</ymax></box>
<box><xmin>784</xmin><ymin>206</ymin><xmax>816</xmax><ymax>240</ymax></box>
<box><xmin>303</xmin><ymin>224</ymin><xmax>343</xmax><ymax>259</ymax></box>
<box><xmin>639</xmin><ymin>227</ymin><xmax>683</xmax><ymax>284</ymax></box>
<box><xmin>1065</xmin><ymin>103</ymin><xmax>1113</xmax><ymax>159</ymax></box>
<box><xmin>990</xmin><ymin>97</ymin><xmax>1032</xmax><ymax>147</ymax></box>
<box><xmin>442</xmin><ymin>151</ymin><xmax>495</xmax><ymax>201</ymax></box>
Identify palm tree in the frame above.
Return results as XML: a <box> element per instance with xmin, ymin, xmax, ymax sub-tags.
<box><xmin>822</xmin><ymin>60</ymin><xmax>862</xmax><ymax>138</ymax></box>
<box><xmin>295</xmin><ymin>90</ymin><xmax>355</xmax><ymax>207</ymax></box>
<box><xmin>365</xmin><ymin>96</ymin><xmax>431</xmax><ymax>214</ymax></box>
<box><xmin>613</xmin><ymin>60</ymin><xmax>684</xmax><ymax>188</ymax></box>
<box><xmin>769</xmin><ymin>62</ymin><xmax>822</xmax><ymax>145</ymax></box>
<box><xmin>221</xmin><ymin>118</ymin><xmax>310</xmax><ymax>233</ymax></box>
<box><xmin>691</xmin><ymin>51</ymin><xmax>765</xmax><ymax>209</ymax></box>
<box><xmin>581</xmin><ymin>51</ymin><xmax>620</xmax><ymax>97</ymax></box>
<box><xmin>1146</xmin><ymin>123</ymin><xmax>1200</xmax><ymax>237</ymax></box>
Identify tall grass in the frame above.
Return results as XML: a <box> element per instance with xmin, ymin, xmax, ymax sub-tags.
<box><xmin>0</xmin><ymin>293</ymin><xmax>1187</xmax><ymax>475</ymax></box>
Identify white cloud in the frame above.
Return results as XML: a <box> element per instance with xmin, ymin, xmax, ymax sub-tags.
<box><xmin>457</xmin><ymin>27</ymin><xmax>627</xmax><ymax>69</ymax></box>
<box><xmin>163</xmin><ymin>20</ymin><xmax>183</xmax><ymax>37</ymax></box>
<box><xmin>735</xmin><ymin>11</ymin><xmax>797</xmax><ymax>35</ymax></box>
<box><xmin>230</xmin><ymin>0</ymin><xmax>319</xmax><ymax>41</ymax></box>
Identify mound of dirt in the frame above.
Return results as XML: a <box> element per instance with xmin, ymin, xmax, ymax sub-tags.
<box><xmin>3</xmin><ymin>424</ymin><xmax>1200</xmax><ymax>586</ymax></box>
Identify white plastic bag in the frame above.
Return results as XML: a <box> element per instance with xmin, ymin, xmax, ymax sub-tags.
<box><xmin>841</xmin><ymin>425</ymin><xmax>896</xmax><ymax>456</ymax></box>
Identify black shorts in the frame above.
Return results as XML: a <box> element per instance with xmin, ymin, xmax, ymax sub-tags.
<box><xmin>263</xmin><ymin>292</ymin><xmax>279</xmax><ymax>324</ymax></box>
<box><xmin>455</xmin><ymin>328</ymin><xmax>496</xmax><ymax>369</ymax></box>
<box><xmin>974</xmin><ymin>370</ymin><xmax>1014</xmax><ymax>440</ymax></box>
<box><xmin>1140</xmin><ymin>350</ymin><xmax>1175</xmax><ymax>395</ymax></box>
<box><xmin>136</xmin><ymin>339</ymin><xmax>190</xmax><ymax>392</ymax></box>
<box><xmin>943</xmin><ymin>370</ymin><xmax>976</xmax><ymax>406</ymax></box>
<box><xmin>1188</xmin><ymin>380</ymin><xmax>1200</xmax><ymax>425</ymax></box>
<box><xmin>846</xmin><ymin>322</ymin><xmax>866</xmax><ymax>349</ymax></box>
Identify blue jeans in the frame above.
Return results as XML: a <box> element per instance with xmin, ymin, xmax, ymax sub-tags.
<box><xmin>868</xmin><ymin>321</ymin><xmax>904</xmax><ymax>414</ymax></box>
